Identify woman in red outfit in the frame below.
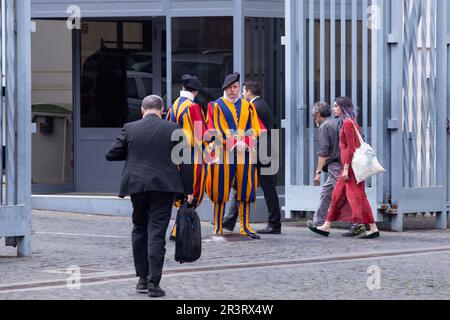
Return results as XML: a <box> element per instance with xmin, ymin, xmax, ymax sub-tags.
<box><xmin>308</xmin><ymin>97</ymin><xmax>380</xmax><ymax>239</ymax></box>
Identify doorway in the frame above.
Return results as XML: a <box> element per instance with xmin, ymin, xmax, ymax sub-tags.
<box><xmin>77</xmin><ymin>18</ymin><xmax>166</xmax><ymax>192</ymax></box>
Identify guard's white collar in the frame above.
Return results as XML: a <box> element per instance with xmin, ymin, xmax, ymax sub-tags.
<box><xmin>250</xmin><ymin>96</ymin><xmax>260</xmax><ymax>103</ymax></box>
<box><xmin>223</xmin><ymin>92</ymin><xmax>241</xmax><ymax>104</ymax></box>
<box><xmin>180</xmin><ymin>90</ymin><xmax>195</xmax><ymax>101</ymax></box>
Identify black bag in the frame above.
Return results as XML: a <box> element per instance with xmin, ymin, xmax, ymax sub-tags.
<box><xmin>175</xmin><ymin>203</ymin><xmax>202</xmax><ymax>263</ymax></box>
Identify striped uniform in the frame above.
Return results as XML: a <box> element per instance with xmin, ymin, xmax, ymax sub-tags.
<box><xmin>167</xmin><ymin>95</ymin><xmax>207</xmax><ymax>238</ymax></box>
<box><xmin>205</xmin><ymin>97</ymin><xmax>265</xmax><ymax>236</ymax></box>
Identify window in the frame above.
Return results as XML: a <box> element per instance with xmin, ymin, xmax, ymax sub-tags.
<box><xmin>142</xmin><ymin>77</ymin><xmax>153</xmax><ymax>96</ymax></box>
<box><xmin>172</xmin><ymin>17</ymin><xmax>233</xmax><ymax>110</ymax></box>
<box><xmin>245</xmin><ymin>17</ymin><xmax>285</xmax><ymax>186</ymax></box>
<box><xmin>80</xmin><ymin>20</ymin><xmax>166</xmax><ymax>127</ymax></box>
<box><xmin>127</xmin><ymin>77</ymin><xmax>139</xmax><ymax>99</ymax></box>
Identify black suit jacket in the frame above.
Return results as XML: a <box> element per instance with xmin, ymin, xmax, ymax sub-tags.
<box><xmin>105</xmin><ymin>114</ymin><xmax>194</xmax><ymax>198</ymax></box>
<box><xmin>252</xmin><ymin>97</ymin><xmax>274</xmax><ymax>132</ymax></box>
<box><xmin>252</xmin><ymin>97</ymin><xmax>275</xmax><ymax>163</ymax></box>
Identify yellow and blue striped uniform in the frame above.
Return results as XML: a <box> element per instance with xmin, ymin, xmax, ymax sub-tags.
<box><xmin>168</xmin><ymin>96</ymin><xmax>207</xmax><ymax>238</ymax></box>
<box><xmin>205</xmin><ymin>97</ymin><xmax>264</xmax><ymax>236</ymax></box>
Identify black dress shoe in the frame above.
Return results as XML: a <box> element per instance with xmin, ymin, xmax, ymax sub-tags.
<box><xmin>136</xmin><ymin>277</ymin><xmax>148</xmax><ymax>293</ymax></box>
<box><xmin>359</xmin><ymin>231</ymin><xmax>380</xmax><ymax>239</ymax></box>
<box><xmin>148</xmin><ymin>283</ymin><xmax>166</xmax><ymax>298</ymax></box>
<box><xmin>257</xmin><ymin>226</ymin><xmax>281</xmax><ymax>234</ymax></box>
<box><xmin>246</xmin><ymin>233</ymin><xmax>261</xmax><ymax>240</ymax></box>
<box><xmin>308</xmin><ymin>226</ymin><xmax>330</xmax><ymax>237</ymax></box>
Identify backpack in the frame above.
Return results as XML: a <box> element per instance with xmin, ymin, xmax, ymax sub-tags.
<box><xmin>175</xmin><ymin>203</ymin><xmax>202</xmax><ymax>263</ymax></box>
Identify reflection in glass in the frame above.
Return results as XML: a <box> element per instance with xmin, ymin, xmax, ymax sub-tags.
<box><xmin>245</xmin><ymin>17</ymin><xmax>285</xmax><ymax>186</ymax></box>
<box><xmin>80</xmin><ymin>21</ymin><xmax>166</xmax><ymax>128</ymax></box>
<box><xmin>172</xmin><ymin>17</ymin><xmax>233</xmax><ymax>111</ymax></box>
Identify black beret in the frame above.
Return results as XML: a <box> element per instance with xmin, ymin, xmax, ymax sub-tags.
<box><xmin>181</xmin><ymin>74</ymin><xmax>202</xmax><ymax>91</ymax></box>
<box><xmin>221</xmin><ymin>72</ymin><xmax>240</xmax><ymax>90</ymax></box>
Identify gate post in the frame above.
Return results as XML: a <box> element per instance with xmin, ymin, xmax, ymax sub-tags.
<box><xmin>0</xmin><ymin>0</ymin><xmax>32</xmax><ymax>257</ymax></box>
<box><xmin>436</xmin><ymin>0</ymin><xmax>449</xmax><ymax>230</ymax></box>
<box><xmin>16</xmin><ymin>0</ymin><xmax>32</xmax><ymax>256</ymax></box>
<box><xmin>388</xmin><ymin>0</ymin><xmax>404</xmax><ymax>232</ymax></box>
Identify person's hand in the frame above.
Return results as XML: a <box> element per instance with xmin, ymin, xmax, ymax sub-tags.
<box><xmin>235</xmin><ymin>140</ymin><xmax>248</xmax><ymax>152</ymax></box>
<box><xmin>187</xmin><ymin>194</ymin><xmax>194</xmax><ymax>204</ymax></box>
<box><xmin>342</xmin><ymin>168</ymin><xmax>349</xmax><ymax>181</ymax></box>
<box><xmin>314</xmin><ymin>174</ymin><xmax>321</xmax><ymax>186</ymax></box>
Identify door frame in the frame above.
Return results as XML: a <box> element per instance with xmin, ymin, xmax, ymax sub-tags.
<box><xmin>74</xmin><ymin>17</ymin><xmax>166</xmax><ymax>193</ymax></box>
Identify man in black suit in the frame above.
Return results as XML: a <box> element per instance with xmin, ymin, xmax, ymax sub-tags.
<box><xmin>222</xmin><ymin>80</ymin><xmax>282</xmax><ymax>234</ymax></box>
<box><xmin>106</xmin><ymin>95</ymin><xmax>193</xmax><ymax>298</ymax></box>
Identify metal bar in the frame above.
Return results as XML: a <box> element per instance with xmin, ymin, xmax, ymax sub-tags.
<box><xmin>352</xmin><ymin>0</ymin><xmax>357</xmax><ymax>106</ymax></box>
<box><xmin>309</xmin><ymin>0</ymin><xmax>315</xmax><ymax>186</ymax></box>
<box><xmin>73</xmin><ymin>29</ymin><xmax>81</xmax><ymax>192</ymax></box>
<box><xmin>390</xmin><ymin>0</ymin><xmax>405</xmax><ymax>231</ymax></box>
<box><xmin>233</xmin><ymin>0</ymin><xmax>244</xmax><ymax>82</ymax></box>
<box><xmin>320</xmin><ymin>0</ymin><xmax>325</xmax><ymax>101</ymax></box>
<box><xmin>436</xmin><ymin>0</ymin><xmax>448</xmax><ymax>198</ymax></box>
<box><xmin>371</xmin><ymin>0</ymin><xmax>386</xmax><ymax>219</ymax></box>
<box><xmin>330</xmin><ymin>0</ymin><xmax>336</xmax><ymax>104</ymax></box>
<box><xmin>165</xmin><ymin>1</ymin><xmax>172</xmax><ymax>105</ymax></box>
<box><xmin>410</xmin><ymin>0</ymin><xmax>420</xmax><ymax>187</ymax></box>
<box><xmin>0</xmin><ymin>1</ymin><xmax>3</xmax><ymax>205</ymax></box>
<box><xmin>285</xmin><ymin>0</ymin><xmax>294</xmax><ymax>192</ymax></box>
<box><xmin>420</xmin><ymin>0</ymin><xmax>428</xmax><ymax>187</ymax></box>
<box><xmin>5</xmin><ymin>0</ymin><xmax>15</xmax><ymax>205</ymax></box>
<box><xmin>16</xmin><ymin>0</ymin><xmax>32</xmax><ymax>256</ymax></box>
<box><xmin>362</xmin><ymin>0</ymin><xmax>369</xmax><ymax>140</ymax></box>
<box><xmin>297</xmin><ymin>0</ymin><xmax>306</xmax><ymax>186</ymax></box>
<box><xmin>429</xmin><ymin>0</ymin><xmax>437</xmax><ymax>186</ymax></box>
<box><xmin>402</xmin><ymin>0</ymin><xmax>411</xmax><ymax>188</ymax></box>
<box><xmin>341</xmin><ymin>0</ymin><xmax>347</xmax><ymax>96</ymax></box>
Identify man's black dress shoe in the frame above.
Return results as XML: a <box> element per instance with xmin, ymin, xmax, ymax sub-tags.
<box><xmin>359</xmin><ymin>231</ymin><xmax>380</xmax><ymax>239</ymax></box>
<box><xmin>148</xmin><ymin>283</ymin><xmax>166</xmax><ymax>298</ymax></box>
<box><xmin>136</xmin><ymin>277</ymin><xmax>148</xmax><ymax>293</ymax></box>
<box><xmin>308</xmin><ymin>225</ymin><xmax>330</xmax><ymax>237</ymax></box>
<box><xmin>257</xmin><ymin>226</ymin><xmax>281</xmax><ymax>234</ymax></box>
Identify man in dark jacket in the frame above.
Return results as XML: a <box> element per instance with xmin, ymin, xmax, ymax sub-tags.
<box><xmin>106</xmin><ymin>95</ymin><xmax>193</xmax><ymax>298</ymax></box>
<box><xmin>222</xmin><ymin>80</ymin><xmax>282</xmax><ymax>234</ymax></box>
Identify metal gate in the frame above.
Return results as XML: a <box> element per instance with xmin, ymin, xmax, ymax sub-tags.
<box><xmin>385</xmin><ymin>0</ymin><xmax>449</xmax><ymax>231</ymax></box>
<box><xmin>0</xmin><ymin>0</ymin><xmax>32</xmax><ymax>256</ymax></box>
<box><xmin>284</xmin><ymin>0</ymin><xmax>449</xmax><ymax>231</ymax></box>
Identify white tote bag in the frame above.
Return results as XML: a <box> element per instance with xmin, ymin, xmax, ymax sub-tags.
<box><xmin>351</xmin><ymin>121</ymin><xmax>386</xmax><ymax>184</ymax></box>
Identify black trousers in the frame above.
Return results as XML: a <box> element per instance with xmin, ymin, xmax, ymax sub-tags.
<box><xmin>131</xmin><ymin>191</ymin><xmax>175</xmax><ymax>286</ymax></box>
<box><xmin>224</xmin><ymin>172</ymin><xmax>281</xmax><ymax>229</ymax></box>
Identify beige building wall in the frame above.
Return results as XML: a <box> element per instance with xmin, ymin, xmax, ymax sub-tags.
<box><xmin>31</xmin><ymin>20</ymin><xmax>72</xmax><ymax>107</ymax></box>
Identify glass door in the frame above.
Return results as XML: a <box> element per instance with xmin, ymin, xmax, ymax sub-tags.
<box><xmin>78</xmin><ymin>19</ymin><xmax>166</xmax><ymax>192</ymax></box>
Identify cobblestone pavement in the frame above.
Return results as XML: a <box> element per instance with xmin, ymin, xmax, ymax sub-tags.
<box><xmin>0</xmin><ymin>210</ymin><xmax>449</xmax><ymax>300</ymax></box>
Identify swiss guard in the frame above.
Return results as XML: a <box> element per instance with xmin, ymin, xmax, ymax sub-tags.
<box><xmin>205</xmin><ymin>72</ymin><xmax>265</xmax><ymax>239</ymax></box>
<box><xmin>167</xmin><ymin>74</ymin><xmax>208</xmax><ymax>239</ymax></box>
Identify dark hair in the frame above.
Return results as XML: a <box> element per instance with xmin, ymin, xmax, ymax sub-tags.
<box><xmin>183</xmin><ymin>86</ymin><xmax>197</xmax><ymax>93</ymax></box>
<box><xmin>334</xmin><ymin>96</ymin><xmax>357</xmax><ymax>120</ymax></box>
<box><xmin>243</xmin><ymin>80</ymin><xmax>261</xmax><ymax>96</ymax></box>
<box><xmin>313</xmin><ymin>101</ymin><xmax>332</xmax><ymax>117</ymax></box>
<box><xmin>142</xmin><ymin>95</ymin><xmax>164</xmax><ymax>110</ymax></box>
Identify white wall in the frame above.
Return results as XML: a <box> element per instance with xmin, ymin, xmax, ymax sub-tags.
<box><xmin>31</xmin><ymin>20</ymin><xmax>72</xmax><ymax>107</ymax></box>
